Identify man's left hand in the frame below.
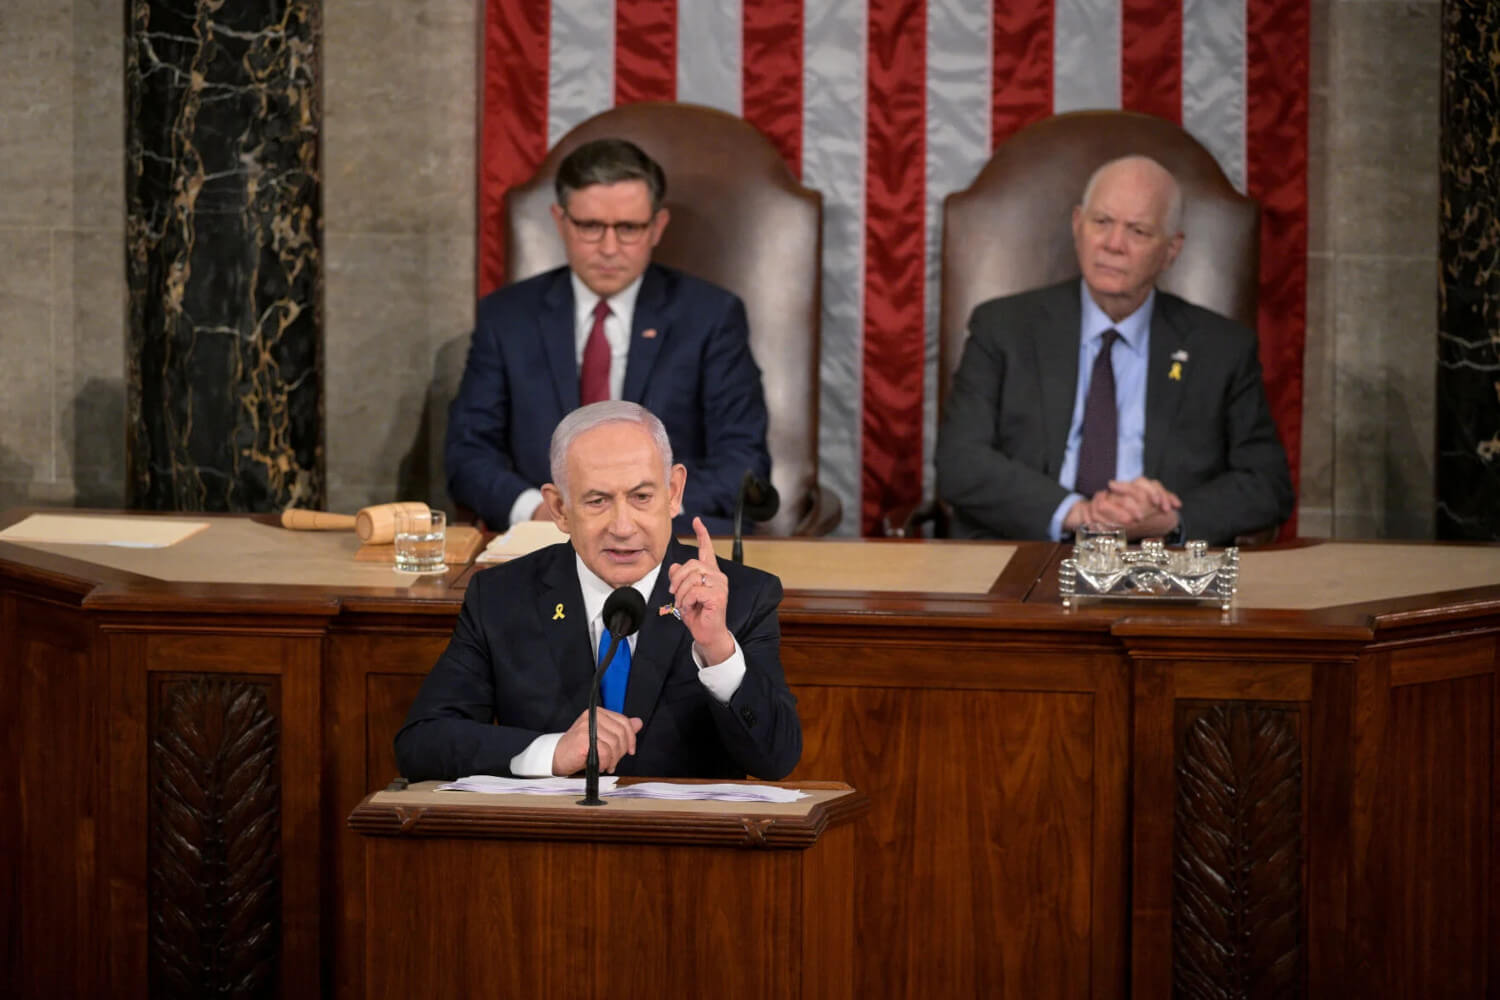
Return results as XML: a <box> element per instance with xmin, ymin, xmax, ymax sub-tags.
<box><xmin>1091</xmin><ymin>477</ymin><xmax>1182</xmax><ymax>539</ymax></box>
<box><xmin>667</xmin><ymin>517</ymin><xmax>735</xmax><ymax>665</ymax></box>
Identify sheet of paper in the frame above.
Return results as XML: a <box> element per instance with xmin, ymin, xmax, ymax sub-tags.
<box><xmin>437</xmin><ymin>775</ymin><xmax>619</xmax><ymax>795</ymax></box>
<box><xmin>475</xmin><ymin>519</ymin><xmax>570</xmax><ymax>563</ymax></box>
<box><xmin>0</xmin><ymin>513</ymin><xmax>211</xmax><ymax>548</ymax></box>
<box><xmin>602</xmin><ymin>782</ymin><xmax>808</xmax><ymax>803</ymax></box>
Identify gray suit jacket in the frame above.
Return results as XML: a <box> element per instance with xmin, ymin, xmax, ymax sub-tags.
<box><xmin>935</xmin><ymin>280</ymin><xmax>1293</xmax><ymax>545</ymax></box>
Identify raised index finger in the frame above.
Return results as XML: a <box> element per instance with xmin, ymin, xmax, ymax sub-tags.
<box><xmin>692</xmin><ymin>515</ymin><xmax>716</xmax><ymax>565</ymax></box>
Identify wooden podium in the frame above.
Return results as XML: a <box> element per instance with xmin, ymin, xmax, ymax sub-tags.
<box><xmin>348</xmin><ymin>780</ymin><xmax>869</xmax><ymax>999</ymax></box>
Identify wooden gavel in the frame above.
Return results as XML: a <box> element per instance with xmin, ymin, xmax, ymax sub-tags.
<box><xmin>280</xmin><ymin>502</ymin><xmax>431</xmax><ymax>545</ymax></box>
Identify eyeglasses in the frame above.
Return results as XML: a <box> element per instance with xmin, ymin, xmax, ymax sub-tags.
<box><xmin>562</xmin><ymin>210</ymin><xmax>656</xmax><ymax>244</ymax></box>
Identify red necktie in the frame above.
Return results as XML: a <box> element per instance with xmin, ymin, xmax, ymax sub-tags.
<box><xmin>579</xmin><ymin>298</ymin><xmax>612</xmax><ymax>404</ymax></box>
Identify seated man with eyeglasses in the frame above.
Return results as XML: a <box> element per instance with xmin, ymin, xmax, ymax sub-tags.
<box><xmin>446</xmin><ymin>138</ymin><xmax>771</xmax><ymax>533</ymax></box>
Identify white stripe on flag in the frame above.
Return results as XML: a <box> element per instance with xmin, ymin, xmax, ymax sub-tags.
<box><xmin>549</xmin><ymin>0</ymin><xmax>614</xmax><ymax>146</ymax></box>
<box><xmin>804</xmin><ymin>0</ymin><xmax>868</xmax><ymax>535</ymax></box>
<box><xmin>1053</xmin><ymin>0</ymin><xmax>1122</xmax><ymax>112</ymax></box>
<box><xmin>1182</xmin><ymin>0</ymin><xmax>1247</xmax><ymax>191</ymax></box>
<box><xmin>925</xmin><ymin>0</ymin><xmax>993</xmax><ymax>503</ymax></box>
<box><xmin>678</xmin><ymin>0</ymin><xmax>742</xmax><ymax>115</ymax></box>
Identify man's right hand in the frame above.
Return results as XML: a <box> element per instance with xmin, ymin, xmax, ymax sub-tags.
<box><xmin>552</xmin><ymin>707</ymin><xmax>644</xmax><ymax>776</ymax></box>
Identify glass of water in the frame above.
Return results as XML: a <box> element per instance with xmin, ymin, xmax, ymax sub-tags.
<box><xmin>394</xmin><ymin>508</ymin><xmax>447</xmax><ymax>575</ymax></box>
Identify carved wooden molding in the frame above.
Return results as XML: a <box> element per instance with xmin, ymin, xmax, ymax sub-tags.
<box><xmin>149</xmin><ymin>676</ymin><xmax>281</xmax><ymax>998</ymax></box>
<box><xmin>1174</xmin><ymin>702</ymin><xmax>1304</xmax><ymax>999</ymax></box>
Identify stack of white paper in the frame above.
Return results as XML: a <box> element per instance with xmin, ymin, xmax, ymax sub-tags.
<box><xmin>437</xmin><ymin>775</ymin><xmax>618</xmax><ymax>794</ymax></box>
<box><xmin>602</xmin><ymin>782</ymin><xmax>808</xmax><ymax>803</ymax></box>
<box><xmin>433</xmin><ymin>776</ymin><xmax>807</xmax><ymax>803</ymax></box>
<box><xmin>475</xmin><ymin>520</ymin><xmax>570</xmax><ymax>562</ymax></box>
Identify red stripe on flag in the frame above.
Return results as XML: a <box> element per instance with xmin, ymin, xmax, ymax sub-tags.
<box><xmin>992</xmin><ymin>0</ymin><xmax>1053</xmax><ymax>146</ymax></box>
<box><xmin>1246</xmin><ymin>0</ymin><xmax>1308</xmax><ymax>537</ymax></box>
<box><xmin>743</xmin><ymin>0</ymin><xmax>804</xmax><ymax>177</ymax></box>
<box><xmin>478</xmin><ymin>0</ymin><xmax>551</xmax><ymax>296</ymax></box>
<box><xmin>616</xmin><ymin>0</ymin><xmax>677</xmax><ymax>103</ymax></box>
<box><xmin>861</xmin><ymin>0</ymin><xmax>927</xmax><ymax>533</ymax></box>
<box><xmin>1121</xmin><ymin>0</ymin><xmax>1182</xmax><ymax>122</ymax></box>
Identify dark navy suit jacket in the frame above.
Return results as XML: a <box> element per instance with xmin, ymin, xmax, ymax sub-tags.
<box><xmin>393</xmin><ymin>539</ymin><xmax>802</xmax><ymax>782</ymax></box>
<box><xmin>445</xmin><ymin>263</ymin><xmax>771</xmax><ymax>533</ymax></box>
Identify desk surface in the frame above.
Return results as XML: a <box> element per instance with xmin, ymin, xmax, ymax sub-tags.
<box><xmin>2</xmin><ymin>508</ymin><xmax>1498</xmax><ymax>627</ymax></box>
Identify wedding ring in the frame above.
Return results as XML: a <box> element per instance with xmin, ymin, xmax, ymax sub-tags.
<box><xmin>700</xmin><ymin>573</ymin><xmax>708</xmax><ymax>586</ymax></box>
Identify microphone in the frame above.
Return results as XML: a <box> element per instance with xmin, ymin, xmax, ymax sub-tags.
<box><xmin>579</xmin><ymin>585</ymin><xmax>647</xmax><ymax>806</ymax></box>
<box><xmin>732</xmin><ymin>470</ymin><xmax>780</xmax><ymax>564</ymax></box>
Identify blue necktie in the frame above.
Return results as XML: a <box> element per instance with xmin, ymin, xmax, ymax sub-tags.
<box><xmin>597</xmin><ymin>625</ymin><xmax>632</xmax><ymax>713</ymax></box>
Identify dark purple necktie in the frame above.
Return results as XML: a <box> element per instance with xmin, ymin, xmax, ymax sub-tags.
<box><xmin>1074</xmin><ymin>329</ymin><xmax>1120</xmax><ymax>498</ymax></box>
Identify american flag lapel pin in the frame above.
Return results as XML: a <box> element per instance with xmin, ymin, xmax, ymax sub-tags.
<box><xmin>643</xmin><ymin>328</ymin><xmax>658</xmax><ymax>339</ymax></box>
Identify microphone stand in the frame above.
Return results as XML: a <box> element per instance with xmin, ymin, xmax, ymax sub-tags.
<box><xmin>732</xmin><ymin>492</ymin><xmax>748</xmax><ymax>564</ymax></box>
<box><xmin>578</xmin><ymin>635</ymin><xmax>624</xmax><ymax>807</ymax></box>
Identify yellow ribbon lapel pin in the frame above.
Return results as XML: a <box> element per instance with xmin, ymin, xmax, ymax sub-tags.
<box><xmin>1169</xmin><ymin>349</ymin><xmax>1188</xmax><ymax>381</ymax></box>
<box><xmin>552</xmin><ymin>603</ymin><xmax>566</xmax><ymax>620</ymax></box>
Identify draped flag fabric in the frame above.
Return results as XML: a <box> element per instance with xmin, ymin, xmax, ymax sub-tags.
<box><xmin>478</xmin><ymin>0</ymin><xmax>1308</xmax><ymax>536</ymax></box>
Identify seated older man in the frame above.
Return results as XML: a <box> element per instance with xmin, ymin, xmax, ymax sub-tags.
<box><xmin>935</xmin><ymin>155</ymin><xmax>1293</xmax><ymax>545</ymax></box>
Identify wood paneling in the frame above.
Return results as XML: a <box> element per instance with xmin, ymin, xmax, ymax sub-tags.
<box><xmin>788</xmin><ymin>655</ymin><xmax>1122</xmax><ymax>999</ymax></box>
<box><xmin>364</xmin><ymin>838</ymin><xmax>803</xmax><ymax>999</ymax></box>
<box><xmin>149</xmin><ymin>676</ymin><xmax>282</xmax><ymax>998</ymax></box>
<box><xmin>1378</xmin><ymin>672</ymin><xmax>1493</xmax><ymax>995</ymax></box>
<box><xmin>11</xmin><ymin>595</ymin><xmax>100</xmax><ymax>999</ymax></box>
<box><xmin>1173</xmin><ymin>703</ymin><xmax>1305</xmax><ymax>998</ymax></box>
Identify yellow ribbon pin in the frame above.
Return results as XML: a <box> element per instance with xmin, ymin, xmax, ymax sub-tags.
<box><xmin>552</xmin><ymin>603</ymin><xmax>565</xmax><ymax>620</ymax></box>
<box><xmin>1168</xmin><ymin>361</ymin><xmax>1183</xmax><ymax>381</ymax></box>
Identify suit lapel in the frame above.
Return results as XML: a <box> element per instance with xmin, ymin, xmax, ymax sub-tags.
<box><xmin>1037</xmin><ymin>283</ymin><xmax>1083</xmax><ymax>473</ymax></box>
<box><xmin>534</xmin><ymin>545</ymin><xmax>595</xmax><ymax>723</ymax></box>
<box><xmin>623</xmin><ymin>539</ymin><xmax>692</xmax><ymax>728</ymax></box>
<box><xmin>1143</xmin><ymin>294</ymin><xmax>1189</xmax><ymax>478</ymax></box>
<box><xmin>540</xmin><ymin>269</ymin><xmax>581</xmax><ymax>412</ymax></box>
<box><xmin>621</xmin><ymin>265</ymin><xmax>669</xmax><ymax>403</ymax></box>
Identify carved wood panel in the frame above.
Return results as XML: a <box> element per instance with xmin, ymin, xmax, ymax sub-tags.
<box><xmin>1174</xmin><ymin>702</ymin><xmax>1304</xmax><ymax>999</ymax></box>
<box><xmin>149</xmin><ymin>675</ymin><xmax>281</xmax><ymax>999</ymax></box>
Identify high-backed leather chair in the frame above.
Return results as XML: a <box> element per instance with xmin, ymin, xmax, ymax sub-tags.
<box><xmin>504</xmin><ymin>101</ymin><xmax>840</xmax><ymax>537</ymax></box>
<box><xmin>887</xmin><ymin>109</ymin><xmax>1263</xmax><ymax>537</ymax></box>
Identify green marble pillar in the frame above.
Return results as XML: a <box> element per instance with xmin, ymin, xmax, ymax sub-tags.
<box><xmin>1438</xmin><ymin>0</ymin><xmax>1500</xmax><ymax>539</ymax></box>
<box><xmin>126</xmin><ymin>0</ymin><xmax>323</xmax><ymax>512</ymax></box>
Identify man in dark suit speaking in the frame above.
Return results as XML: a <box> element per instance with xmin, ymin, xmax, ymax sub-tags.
<box><xmin>445</xmin><ymin>138</ymin><xmax>771</xmax><ymax>535</ymax></box>
<box><xmin>397</xmin><ymin>401</ymin><xmax>801</xmax><ymax>782</ymax></box>
<box><xmin>935</xmin><ymin>155</ymin><xmax>1293</xmax><ymax>545</ymax></box>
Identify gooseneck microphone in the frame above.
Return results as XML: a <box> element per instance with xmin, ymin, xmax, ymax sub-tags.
<box><xmin>579</xmin><ymin>585</ymin><xmax>647</xmax><ymax>806</ymax></box>
<box><xmin>732</xmin><ymin>470</ymin><xmax>781</xmax><ymax>564</ymax></box>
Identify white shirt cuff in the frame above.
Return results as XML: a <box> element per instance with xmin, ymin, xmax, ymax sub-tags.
<box><xmin>508</xmin><ymin>488</ymin><xmax>545</xmax><ymax>528</ymax></box>
<box><xmin>1050</xmin><ymin>493</ymin><xmax>1084</xmax><ymax>541</ymax></box>
<box><xmin>692</xmin><ymin>637</ymin><xmax>746</xmax><ymax>704</ymax></box>
<box><xmin>509</xmin><ymin>732</ymin><xmax>564</xmax><ymax>776</ymax></box>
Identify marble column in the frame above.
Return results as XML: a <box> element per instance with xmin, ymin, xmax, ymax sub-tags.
<box><xmin>1437</xmin><ymin>0</ymin><xmax>1500</xmax><ymax>539</ymax></box>
<box><xmin>126</xmin><ymin>0</ymin><xmax>323</xmax><ymax>512</ymax></box>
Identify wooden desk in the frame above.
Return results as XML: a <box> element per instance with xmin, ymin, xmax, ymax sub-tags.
<box><xmin>2</xmin><ymin>510</ymin><xmax>1496</xmax><ymax>998</ymax></box>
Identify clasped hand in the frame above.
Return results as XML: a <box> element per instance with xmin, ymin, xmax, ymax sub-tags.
<box><xmin>1066</xmin><ymin>476</ymin><xmax>1181</xmax><ymax>538</ymax></box>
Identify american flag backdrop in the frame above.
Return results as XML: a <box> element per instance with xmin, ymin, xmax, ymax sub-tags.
<box><xmin>477</xmin><ymin>0</ymin><xmax>1308</xmax><ymax>536</ymax></box>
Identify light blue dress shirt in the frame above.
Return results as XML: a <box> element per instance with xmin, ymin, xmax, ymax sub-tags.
<box><xmin>1048</xmin><ymin>283</ymin><xmax>1156</xmax><ymax>540</ymax></box>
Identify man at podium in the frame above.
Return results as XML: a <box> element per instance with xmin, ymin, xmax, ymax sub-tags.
<box><xmin>396</xmin><ymin>401</ymin><xmax>802</xmax><ymax>782</ymax></box>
